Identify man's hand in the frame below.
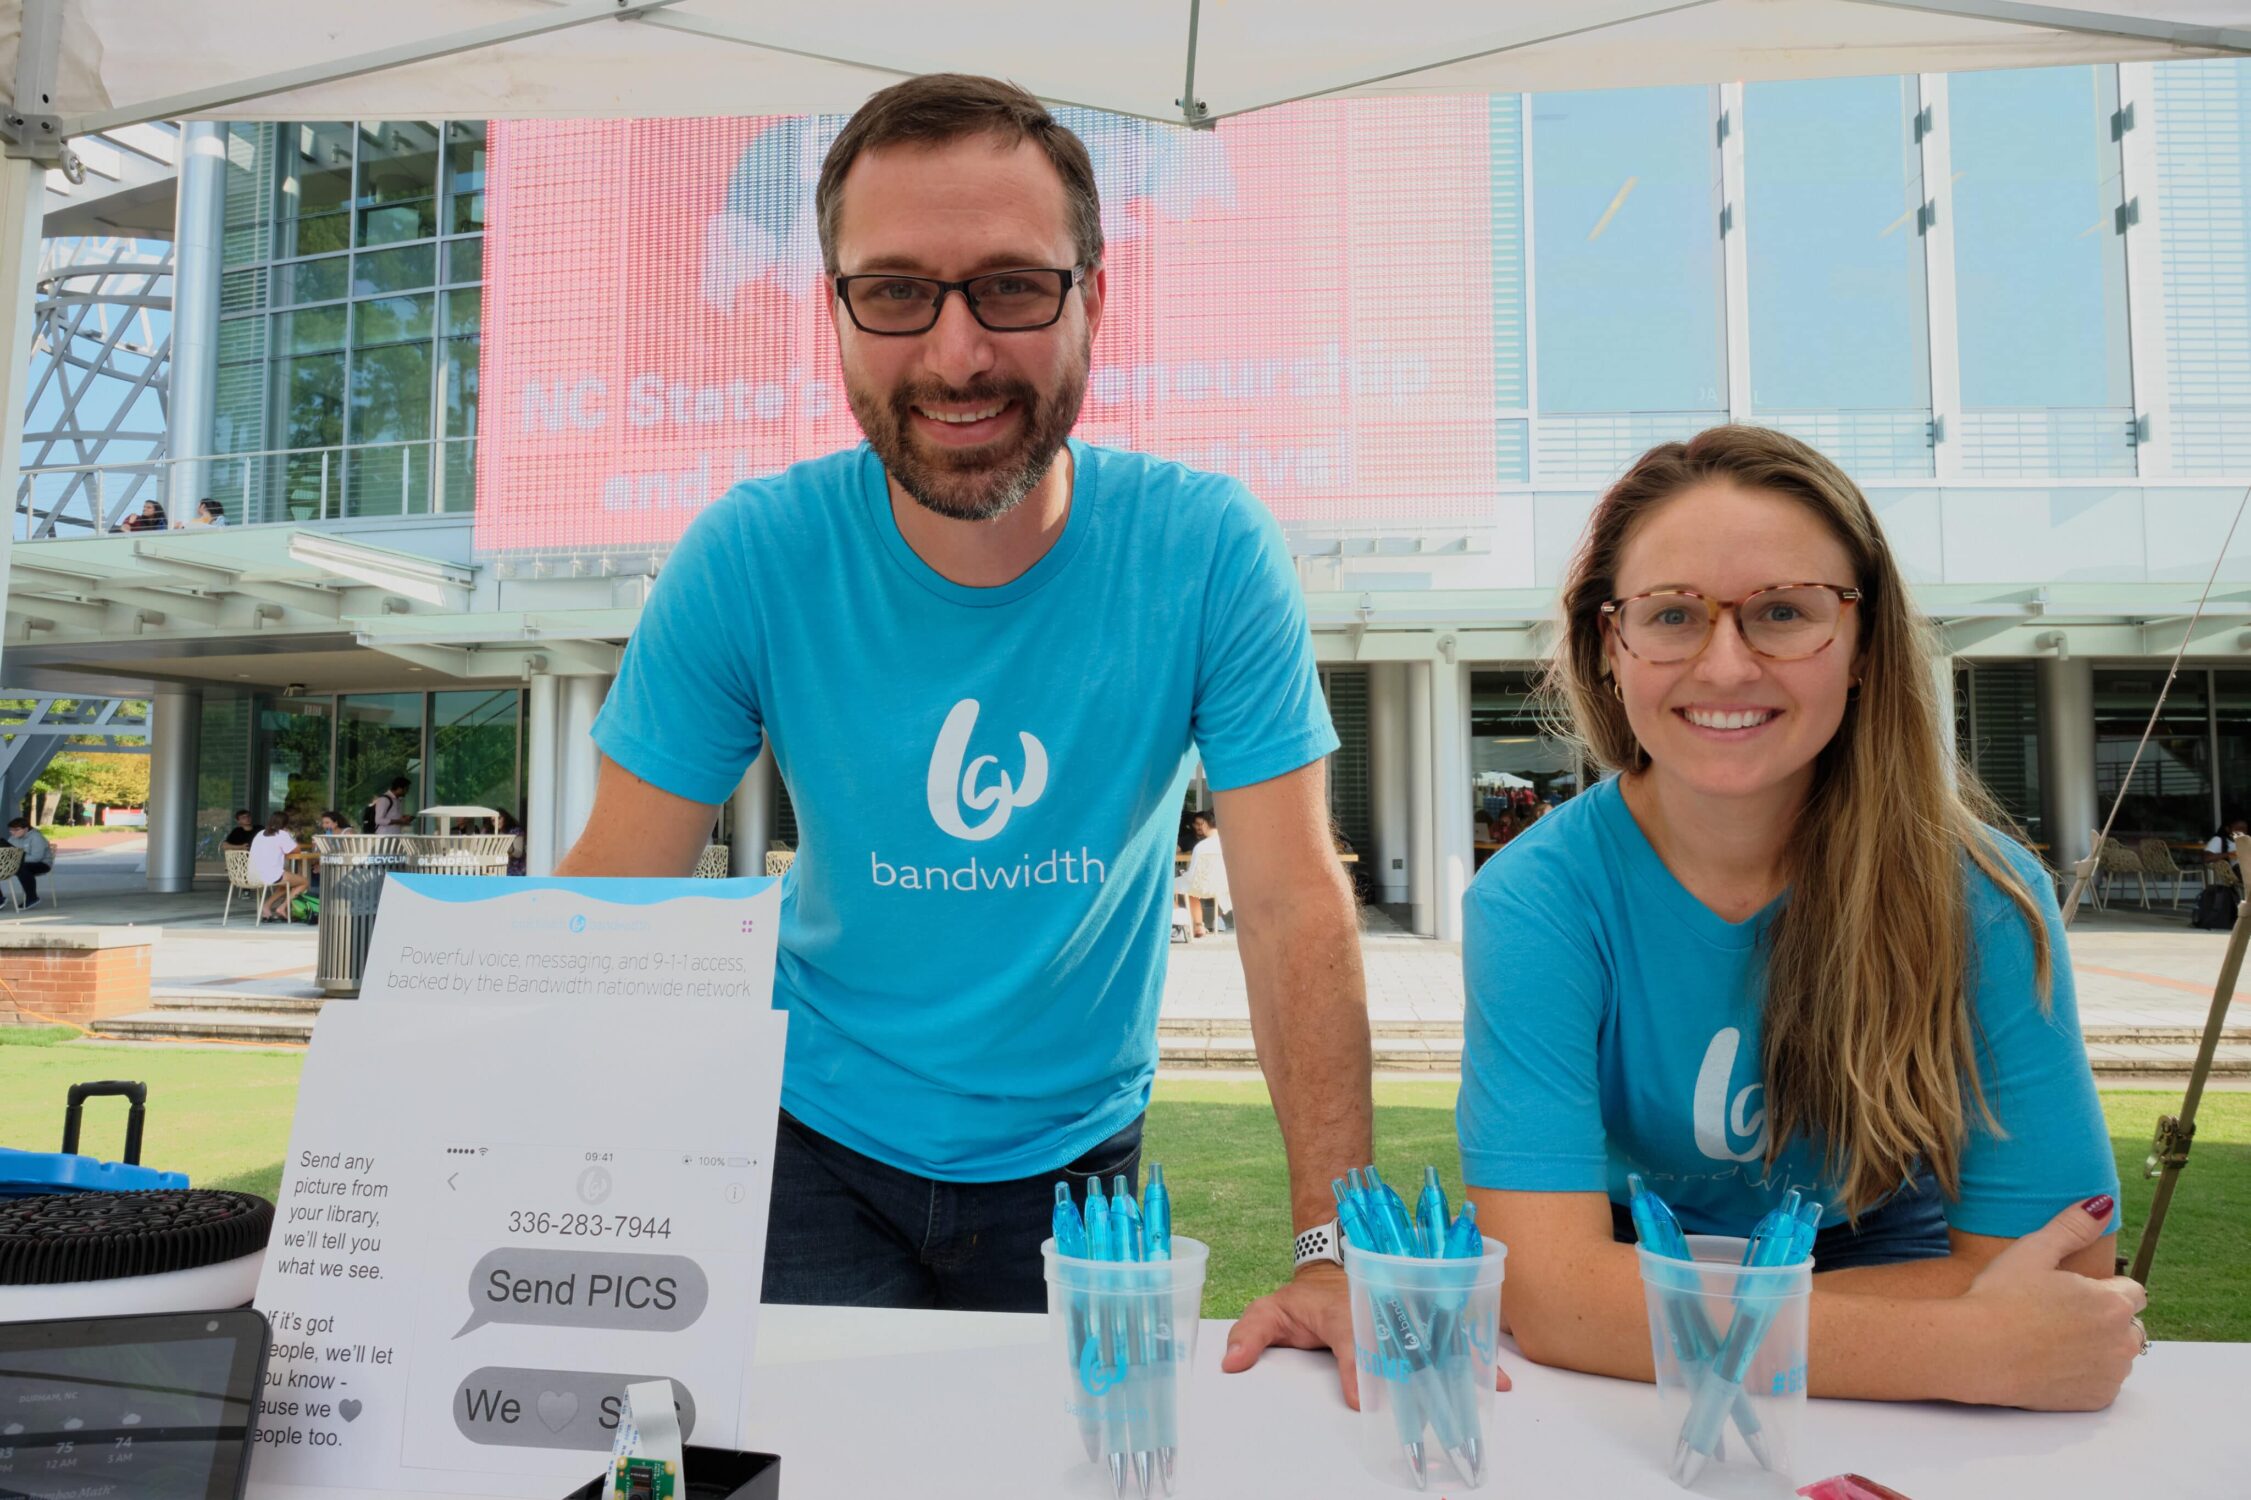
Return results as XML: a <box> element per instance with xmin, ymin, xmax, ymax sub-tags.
<box><xmin>1222</xmin><ymin>1263</ymin><xmax>1365</xmax><ymax>1405</ymax></box>
<box><xmin>1221</xmin><ymin>1263</ymin><xmax>1514</xmax><ymax>1408</ymax></box>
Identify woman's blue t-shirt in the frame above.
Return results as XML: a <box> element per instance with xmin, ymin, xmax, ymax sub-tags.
<box><xmin>1456</xmin><ymin>776</ymin><xmax>2119</xmax><ymax>1237</ymax></box>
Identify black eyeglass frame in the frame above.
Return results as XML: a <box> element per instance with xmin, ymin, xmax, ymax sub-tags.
<box><xmin>832</xmin><ymin>265</ymin><xmax>1087</xmax><ymax>335</ymax></box>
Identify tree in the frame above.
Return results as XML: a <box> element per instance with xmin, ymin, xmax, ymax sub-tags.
<box><xmin>44</xmin><ymin>752</ymin><xmax>149</xmax><ymax>817</ymax></box>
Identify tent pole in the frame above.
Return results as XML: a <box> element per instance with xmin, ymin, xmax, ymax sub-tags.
<box><xmin>1178</xmin><ymin>0</ymin><xmax>1209</xmax><ymax>126</ymax></box>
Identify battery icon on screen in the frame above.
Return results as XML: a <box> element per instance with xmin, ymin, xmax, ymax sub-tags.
<box><xmin>725</xmin><ymin>1156</ymin><xmax>752</xmax><ymax>1167</ymax></box>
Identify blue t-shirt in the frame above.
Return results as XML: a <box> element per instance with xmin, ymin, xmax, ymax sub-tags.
<box><xmin>593</xmin><ymin>439</ymin><xmax>1337</xmax><ymax>1181</ymax></box>
<box><xmin>1457</xmin><ymin>776</ymin><xmax>2119</xmax><ymax>1238</ymax></box>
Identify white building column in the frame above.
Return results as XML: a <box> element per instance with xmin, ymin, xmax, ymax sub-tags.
<box><xmin>1430</xmin><ymin>649</ymin><xmax>1474</xmax><ymax>942</ymax></box>
<box><xmin>145</xmin><ymin>686</ymin><xmax>202</xmax><ymax>894</ymax></box>
<box><xmin>1367</xmin><ymin>662</ymin><xmax>1410</xmax><ymax>906</ymax></box>
<box><xmin>0</xmin><ymin>155</ymin><xmax>46</xmax><ymax>682</ymax></box>
<box><xmin>729</xmin><ymin>747</ymin><xmax>777</xmax><ymax>876</ymax></box>
<box><xmin>2037</xmin><ymin>655</ymin><xmax>2097</xmax><ymax>875</ymax></box>
<box><xmin>169</xmin><ymin>123</ymin><xmax>227</xmax><ymax>521</ymax></box>
<box><xmin>556</xmin><ymin>674</ymin><xmax>611</xmax><ymax>859</ymax></box>
<box><xmin>524</xmin><ymin>671</ymin><xmax>560</xmax><ymax>875</ymax></box>
<box><xmin>1931</xmin><ymin>645</ymin><xmax>1958</xmax><ymax>781</ymax></box>
<box><xmin>1406</xmin><ymin>661</ymin><xmax>1434</xmax><ymax>936</ymax></box>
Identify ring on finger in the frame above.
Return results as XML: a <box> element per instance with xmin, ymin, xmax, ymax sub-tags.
<box><xmin>2132</xmin><ymin>1316</ymin><xmax>2150</xmax><ymax>1356</ymax></box>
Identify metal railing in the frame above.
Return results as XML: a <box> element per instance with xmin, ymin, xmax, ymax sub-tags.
<box><xmin>16</xmin><ymin>435</ymin><xmax>478</xmax><ymax>540</ymax></box>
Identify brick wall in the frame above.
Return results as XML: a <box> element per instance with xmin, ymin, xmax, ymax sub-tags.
<box><xmin>0</xmin><ymin>943</ymin><xmax>152</xmax><ymax>1026</ymax></box>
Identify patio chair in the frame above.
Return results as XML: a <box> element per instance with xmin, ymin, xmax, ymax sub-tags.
<box><xmin>764</xmin><ymin>849</ymin><xmax>796</xmax><ymax>877</ymax></box>
<box><xmin>0</xmin><ymin>846</ymin><xmax>20</xmax><ymax>913</ymax></box>
<box><xmin>694</xmin><ymin>844</ymin><xmax>731</xmax><ymax>878</ymax></box>
<box><xmin>2135</xmin><ymin>839</ymin><xmax>2186</xmax><ymax>912</ymax></box>
<box><xmin>221</xmin><ymin>846</ymin><xmax>279</xmax><ymax>926</ymax></box>
<box><xmin>2094</xmin><ymin>835</ymin><xmax>2147</xmax><ymax>910</ymax></box>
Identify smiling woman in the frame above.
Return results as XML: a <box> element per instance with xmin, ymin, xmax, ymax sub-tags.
<box><xmin>1456</xmin><ymin>425</ymin><xmax>2146</xmax><ymax>1413</ymax></box>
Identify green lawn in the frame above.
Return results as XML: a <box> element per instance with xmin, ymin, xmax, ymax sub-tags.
<box><xmin>3</xmin><ymin>1031</ymin><xmax>2243</xmax><ymax>1339</ymax></box>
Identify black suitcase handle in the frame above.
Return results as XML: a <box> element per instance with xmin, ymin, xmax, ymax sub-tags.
<box><xmin>62</xmin><ymin>1080</ymin><xmax>149</xmax><ymax>1164</ymax></box>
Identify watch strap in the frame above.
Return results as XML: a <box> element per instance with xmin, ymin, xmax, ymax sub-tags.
<box><xmin>1293</xmin><ymin>1219</ymin><xmax>1344</xmax><ymax>1269</ymax></box>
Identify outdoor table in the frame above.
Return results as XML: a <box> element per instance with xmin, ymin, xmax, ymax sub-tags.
<box><xmin>288</xmin><ymin>1305</ymin><xmax>2244</xmax><ymax>1499</ymax></box>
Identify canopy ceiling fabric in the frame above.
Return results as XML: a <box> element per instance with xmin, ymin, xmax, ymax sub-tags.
<box><xmin>4</xmin><ymin>1</ymin><xmax>2250</xmax><ymax>134</ymax></box>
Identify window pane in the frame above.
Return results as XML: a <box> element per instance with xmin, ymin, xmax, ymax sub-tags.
<box><xmin>431</xmin><ymin>688</ymin><xmax>518</xmax><ymax>816</ymax></box>
<box><xmin>257</xmin><ymin>695</ymin><xmax>333</xmax><ymax>832</ymax></box>
<box><xmin>280</xmin><ymin>123</ymin><xmax>356</xmax><ymax>260</ymax></box>
<box><xmin>441</xmin><ymin>334</ymin><xmax>479</xmax><ymax>437</ymax></box>
<box><xmin>445</xmin><ymin>121</ymin><xmax>487</xmax><ymax>233</ymax></box>
<box><xmin>356</xmin><ymin>292</ymin><xmax>435</xmax><ymax>345</ymax></box>
<box><xmin>277</xmin><ymin>255</ymin><xmax>347</xmax><ymax>307</ymax></box>
<box><xmin>337</xmin><ymin>694</ymin><xmax>425</xmax><ymax>823</ymax></box>
<box><xmin>2152</xmin><ymin>60</ymin><xmax>2251</xmax><ymax>472</ymax></box>
<box><xmin>350</xmin><ymin>340</ymin><xmax>432</xmax><ymax>445</ymax></box>
<box><xmin>1745</xmin><ymin>76</ymin><xmax>1933</xmax><ymax>476</ymax></box>
<box><xmin>1951</xmin><ymin>66</ymin><xmax>2134</xmax><ymax>476</ymax></box>
<box><xmin>353</xmin><ymin>243</ymin><xmax>435</xmax><ymax>297</ymax></box>
<box><xmin>274</xmin><ymin>350</ymin><xmax>344</xmax><ymax>449</ymax></box>
<box><xmin>446</xmin><ymin>234</ymin><xmax>484</xmax><ymax>284</ymax></box>
<box><xmin>2094</xmin><ymin>669</ymin><xmax>2213</xmax><ymax>841</ymax></box>
<box><xmin>1533</xmin><ymin>86</ymin><xmax>1726</xmax><ymax>415</ymax></box>
<box><xmin>443</xmin><ymin>286</ymin><xmax>481</xmax><ymax>337</ymax></box>
<box><xmin>276</xmin><ymin>305</ymin><xmax>348</xmax><ymax>354</ymax></box>
<box><xmin>355</xmin><ymin>121</ymin><xmax>440</xmax><ymax>245</ymax></box>
<box><xmin>1469</xmin><ymin>670</ymin><xmax>1583</xmax><ymax>868</ymax></box>
<box><xmin>195</xmin><ymin>696</ymin><xmax>252</xmax><ymax>872</ymax></box>
<box><xmin>2216</xmin><ymin>670</ymin><xmax>2251</xmax><ymax>829</ymax></box>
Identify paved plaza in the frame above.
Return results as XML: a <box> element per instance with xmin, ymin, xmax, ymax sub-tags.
<box><xmin>4</xmin><ymin>835</ymin><xmax>2245</xmax><ymax>1079</ymax></box>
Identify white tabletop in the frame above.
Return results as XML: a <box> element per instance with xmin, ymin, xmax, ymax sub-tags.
<box><xmin>740</xmin><ymin>1305</ymin><xmax>2247</xmax><ymax>1500</ymax></box>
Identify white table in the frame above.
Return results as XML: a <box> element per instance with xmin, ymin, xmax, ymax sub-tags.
<box><xmin>738</xmin><ymin>1306</ymin><xmax>2247</xmax><ymax>1499</ymax></box>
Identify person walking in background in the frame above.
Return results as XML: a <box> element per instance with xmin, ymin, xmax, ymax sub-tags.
<box><xmin>5</xmin><ymin>818</ymin><xmax>52</xmax><ymax>910</ymax></box>
<box><xmin>371</xmin><ymin>776</ymin><xmax>412</xmax><ymax>833</ymax></box>
<box><xmin>1174</xmin><ymin>809</ymin><xmax>1227</xmax><ymax>937</ymax></box>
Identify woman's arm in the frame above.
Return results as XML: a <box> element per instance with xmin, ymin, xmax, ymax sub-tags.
<box><xmin>1473</xmin><ymin>1186</ymin><xmax>2144</xmax><ymax>1410</ymax></box>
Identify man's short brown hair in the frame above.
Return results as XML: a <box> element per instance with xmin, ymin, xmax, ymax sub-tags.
<box><xmin>816</xmin><ymin>73</ymin><xmax>1104</xmax><ymax>276</ymax></box>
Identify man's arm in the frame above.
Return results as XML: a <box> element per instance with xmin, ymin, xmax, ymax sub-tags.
<box><xmin>1209</xmin><ymin>759</ymin><xmax>1378</xmax><ymax>1402</ymax></box>
<box><xmin>554</xmin><ymin>754</ymin><xmax>724</xmax><ymax>878</ymax></box>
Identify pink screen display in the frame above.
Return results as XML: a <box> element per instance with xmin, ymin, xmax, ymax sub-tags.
<box><xmin>475</xmin><ymin>101</ymin><xmax>1499</xmax><ymax>552</ymax></box>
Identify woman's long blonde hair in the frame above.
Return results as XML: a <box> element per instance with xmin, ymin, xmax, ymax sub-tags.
<box><xmin>1549</xmin><ymin>425</ymin><xmax>2051</xmax><ymax>1217</ymax></box>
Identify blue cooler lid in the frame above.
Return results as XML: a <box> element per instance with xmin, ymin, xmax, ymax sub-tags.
<box><xmin>0</xmin><ymin>1147</ymin><xmax>189</xmax><ymax>1197</ymax></box>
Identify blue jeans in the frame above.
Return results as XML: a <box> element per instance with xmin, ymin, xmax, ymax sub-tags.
<box><xmin>1610</xmin><ymin>1166</ymin><xmax>1949</xmax><ymax>1272</ymax></box>
<box><xmin>762</xmin><ymin>1110</ymin><xmax>1145</xmax><ymax>1312</ymax></box>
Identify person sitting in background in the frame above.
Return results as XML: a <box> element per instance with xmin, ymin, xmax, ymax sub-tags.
<box><xmin>1459</xmin><ymin>425</ymin><xmax>2141</xmax><ymax>1412</ymax></box>
<box><xmin>2206</xmin><ymin>816</ymin><xmax>2248</xmax><ymax>889</ymax></box>
<box><xmin>187</xmin><ymin>497</ymin><xmax>228</xmax><ymax>527</ymax></box>
<box><xmin>5</xmin><ymin>817</ymin><xmax>52</xmax><ymax>910</ymax></box>
<box><xmin>318</xmin><ymin>809</ymin><xmax>349</xmax><ymax>835</ymax></box>
<box><xmin>115</xmin><ymin>499</ymin><xmax>167</xmax><ymax>533</ymax></box>
<box><xmin>249</xmin><ymin>813</ymin><xmax>305</xmax><ymax>921</ymax></box>
<box><xmin>223</xmin><ymin>809</ymin><xmax>256</xmax><ymax>848</ymax></box>
<box><xmin>503</xmin><ymin>810</ymin><xmax>528</xmax><ymax>876</ymax></box>
<box><xmin>1174</xmin><ymin>810</ymin><xmax>1227</xmax><ymax>938</ymax></box>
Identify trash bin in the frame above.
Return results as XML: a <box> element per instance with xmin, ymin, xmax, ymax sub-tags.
<box><xmin>313</xmin><ymin>834</ymin><xmax>414</xmax><ymax>997</ymax></box>
<box><xmin>313</xmin><ymin>833</ymin><xmax>517</xmax><ymax>997</ymax></box>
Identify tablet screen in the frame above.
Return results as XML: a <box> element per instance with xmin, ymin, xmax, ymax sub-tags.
<box><xmin>0</xmin><ymin>1309</ymin><xmax>267</xmax><ymax>1500</ymax></box>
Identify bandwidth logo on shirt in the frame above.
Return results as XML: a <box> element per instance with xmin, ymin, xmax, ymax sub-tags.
<box><xmin>867</xmin><ymin>698</ymin><xmax>1106</xmax><ymax>894</ymax></box>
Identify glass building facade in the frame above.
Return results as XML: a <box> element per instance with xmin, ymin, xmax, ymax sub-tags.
<box><xmin>214</xmin><ymin>120</ymin><xmax>485</xmax><ymax>523</ymax></box>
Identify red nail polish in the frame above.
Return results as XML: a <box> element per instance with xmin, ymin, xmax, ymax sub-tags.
<box><xmin>2083</xmin><ymin>1195</ymin><xmax>2114</xmax><ymax>1220</ymax></box>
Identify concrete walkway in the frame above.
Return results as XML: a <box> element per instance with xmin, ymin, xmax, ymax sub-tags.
<box><xmin>11</xmin><ymin>836</ymin><xmax>2246</xmax><ymax>1077</ymax></box>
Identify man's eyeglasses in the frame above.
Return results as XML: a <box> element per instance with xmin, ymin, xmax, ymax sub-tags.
<box><xmin>834</xmin><ymin>266</ymin><xmax>1084</xmax><ymax>335</ymax></box>
<box><xmin>1599</xmin><ymin>584</ymin><xmax>1862</xmax><ymax>664</ymax></box>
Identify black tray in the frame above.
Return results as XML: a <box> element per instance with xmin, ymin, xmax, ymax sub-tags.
<box><xmin>561</xmin><ymin>1446</ymin><xmax>779</xmax><ymax>1500</ymax></box>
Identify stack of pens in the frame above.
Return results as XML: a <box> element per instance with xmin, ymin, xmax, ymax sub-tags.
<box><xmin>1045</xmin><ymin>1165</ymin><xmax>1199</xmax><ymax>1500</ymax></box>
<box><xmin>1335</xmin><ymin>1165</ymin><xmax>1500</xmax><ymax>1492</ymax></box>
<box><xmin>1628</xmin><ymin>1174</ymin><xmax>1820</xmax><ymax>1489</ymax></box>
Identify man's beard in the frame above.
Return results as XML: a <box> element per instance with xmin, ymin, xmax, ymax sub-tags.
<box><xmin>846</xmin><ymin>337</ymin><xmax>1089</xmax><ymax>523</ymax></box>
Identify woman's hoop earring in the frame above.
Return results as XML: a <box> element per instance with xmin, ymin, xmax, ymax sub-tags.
<box><xmin>1610</xmin><ymin>677</ymin><xmax>1624</xmax><ymax>702</ymax></box>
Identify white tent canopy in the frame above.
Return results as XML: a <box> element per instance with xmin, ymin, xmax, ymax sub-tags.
<box><xmin>2</xmin><ymin>1</ymin><xmax>2248</xmax><ymax>137</ymax></box>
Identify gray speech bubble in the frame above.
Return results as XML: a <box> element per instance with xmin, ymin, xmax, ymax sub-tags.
<box><xmin>452</xmin><ymin>1368</ymin><xmax>698</xmax><ymax>1452</ymax></box>
<box><xmin>456</xmin><ymin>1248</ymin><xmax>710</xmax><ymax>1337</ymax></box>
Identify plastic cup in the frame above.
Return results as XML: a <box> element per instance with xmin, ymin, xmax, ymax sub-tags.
<box><xmin>1636</xmin><ymin>1234</ymin><xmax>1812</xmax><ymax>1495</ymax></box>
<box><xmin>1043</xmin><ymin>1236</ymin><xmax>1209</xmax><ymax>1497</ymax></box>
<box><xmin>1342</xmin><ymin>1237</ymin><xmax>1506</xmax><ymax>1492</ymax></box>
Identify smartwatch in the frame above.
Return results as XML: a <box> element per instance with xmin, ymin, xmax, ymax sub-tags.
<box><xmin>1293</xmin><ymin>1219</ymin><xmax>1344</xmax><ymax>1270</ymax></box>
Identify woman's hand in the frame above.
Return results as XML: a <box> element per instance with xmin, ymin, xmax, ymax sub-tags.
<box><xmin>1955</xmin><ymin>1196</ymin><xmax>2146</xmax><ymax>1410</ymax></box>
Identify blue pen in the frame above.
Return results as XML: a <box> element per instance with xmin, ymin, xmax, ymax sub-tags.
<box><xmin>1140</xmin><ymin>1165</ymin><xmax>1176</xmax><ymax>1496</ymax></box>
<box><xmin>1083</xmin><ymin>1181</ymin><xmax>1130</xmax><ymax>1498</ymax></box>
<box><xmin>1337</xmin><ymin>1180</ymin><xmax>1428</xmax><ymax>1485</ymax></box>
<box><xmin>1423</xmin><ymin>1201</ymin><xmax>1488</xmax><ymax>1485</ymax></box>
<box><xmin>1627</xmin><ymin>1175</ymin><xmax>1769</xmax><ymax>1470</ymax></box>
<box><xmin>1108</xmin><ymin>1176</ymin><xmax>1155</xmax><ymax>1499</ymax></box>
<box><xmin>1054</xmin><ymin>1183</ymin><xmax>1102</xmax><ymax>1464</ymax></box>
<box><xmin>1414</xmin><ymin>1167</ymin><xmax>1451</xmax><ymax>1259</ymax></box>
<box><xmin>1672</xmin><ymin>1194</ymin><xmax>1821</xmax><ymax>1485</ymax></box>
<box><xmin>1366</xmin><ymin>1165</ymin><xmax>1417</xmax><ymax>1251</ymax></box>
